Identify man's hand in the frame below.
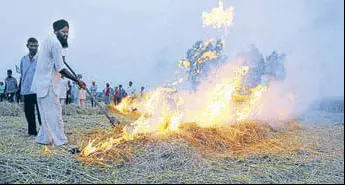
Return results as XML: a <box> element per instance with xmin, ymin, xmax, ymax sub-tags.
<box><xmin>78</xmin><ymin>80</ymin><xmax>87</xmax><ymax>89</ymax></box>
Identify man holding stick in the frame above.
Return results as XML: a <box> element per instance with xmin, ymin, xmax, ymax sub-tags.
<box><xmin>31</xmin><ymin>19</ymin><xmax>86</xmax><ymax>146</ymax></box>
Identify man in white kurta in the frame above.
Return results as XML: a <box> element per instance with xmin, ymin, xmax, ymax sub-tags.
<box><xmin>31</xmin><ymin>19</ymin><xmax>86</xmax><ymax>146</ymax></box>
<box><xmin>31</xmin><ymin>34</ymin><xmax>68</xmax><ymax>146</ymax></box>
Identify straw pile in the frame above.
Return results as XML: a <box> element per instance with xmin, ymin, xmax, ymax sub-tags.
<box><xmin>0</xmin><ymin>113</ymin><xmax>343</xmax><ymax>183</ymax></box>
<box><xmin>76</xmin><ymin>120</ymin><xmax>303</xmax><ymax>166</ymax></box>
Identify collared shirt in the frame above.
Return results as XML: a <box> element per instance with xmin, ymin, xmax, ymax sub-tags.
<box><xmin>5</xmin><ymin>77</ymin><xmax>18</xmax><ymax>93</ymax></box>
<box><xmin>20</xmin><ymin>53</ymin><xmax>38</xmax><ymax>95</ymax></box>
<box><xmin>0</xmin><ymin>84</ymin><xmax>4</xmax><ymax>94</ymax></box>
<box><xmin>126</xmin><ymin>86</ymin><xmax>136</xmax><ymax>97</ymax></box>
<box><xmin>90</xmin><ymin>84</ymin><xmax>97</xmax><ymax>95</ymax></box>
<box><xmin>31</xmin><ymin>34</ymin><xmax>66</xmax><ymax>98</ymax></box>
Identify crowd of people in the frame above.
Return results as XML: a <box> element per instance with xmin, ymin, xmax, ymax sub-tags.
<box><xmin>0</xmin><ymin>18</ymin><xmax>288</xmax><ymax>148</ymax></box>
<box><xmin>1</xmin><ymin>69</ymin><xmax>146</xmax><ymax>108</ymax></box>
<box><xmin>57</xmin><ymin>79</ymin><xmax>146</xmax><ymax>107</ymax></box>
<box><xmin>0</xmin><ymin>19</ymin><xmax>147</xmax><ymax>147</ymax></box>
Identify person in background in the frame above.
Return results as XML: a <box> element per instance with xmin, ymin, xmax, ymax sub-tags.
<box><xmin>117</xmin><ymin>84</ymin><xmax>126</xmax><ymax>104</ymax></box>
<box><xmin>140</xmin><ymin>86</ymin><xmax>145</xmax><ymax>98</ymax></box>
<box><xmin>79</xmin><ymin>87</ymin><xmax>86</xmax><ymax>107</ymax></box>
<box><xmin>77</xmin><ymin>74</ymin><xmax>86</xmax><ymax>107</ymax></box>
<box><xmin>59</xmin><ymin>75</ymin><xmax>69</xmax><ymax>106</ymax></box>
<box><xmin>90</xmin><ymin>80</ymin><xmax>98</xmax><ymax>107</ymax></box>
<box><xmin>104</xmin><ymin>83</ymin><xmax>111</xmax><ymax>105</ymax></box>
<box><xmin>126</xmin><ymin>81</ymin><xmax>136</xmax><ymax>98</ymax></box>
<box><xmin>113</xmin><ymin>86</ymin><xmax>119</xmax><ymax>105</ymax></box>
<box><xmin>66</xmin><ymin>80</ymin><xmax>72</xmax><ymax>105</ymax></box>
<box><xmin>70</xmin><ymin>81</ymin><xmax>79</xmax><ymax>105</ymax></box>
<box><xmin>126</xmin><ymin>81</ymin><xmax>136</xmax><ymax>104</ymax></box>
<box><xmin>0</xmin><ymin>82</ymin><xmax>4</xmax><ymax>102</ymax></box>
<box><xmin>4</xmin><ymin>69</ymin><xmax>18</xmax><ymax>103</ymax></box>
<box><xmin>19</xmin><ymin>37</ymin><xmax>42</xmax><ymax>136</ymax></box>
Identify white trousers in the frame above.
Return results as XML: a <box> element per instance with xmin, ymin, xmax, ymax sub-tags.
<box><xmin>35</xmin><ymin>86</ymin><xmax>67</xmax><ymax>146</ymax></box>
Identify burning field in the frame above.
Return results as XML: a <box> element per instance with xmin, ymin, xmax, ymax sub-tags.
<box><xmin>0</xmin><ymin>55</ymin><xmax>343</xmax><ymax>183</ymax></box>
<box><xmin>0</xmin><ymin>0</ymin><xmax>344</xmax><ymax>183</ymax></box>
<box><xmin>0</xmin><ymin>102</ymin><xmax>344</xmax><ymax>183</ymax></box>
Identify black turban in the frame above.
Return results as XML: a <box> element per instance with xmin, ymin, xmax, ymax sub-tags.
<box><xmin>53</xmin><ymin>19</ymin><xmax>69</xmax><ymax>31</ymax></box>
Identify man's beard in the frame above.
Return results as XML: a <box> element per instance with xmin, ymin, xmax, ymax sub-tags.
<box><xmin>57</xmin><ymin>35</ymin><xmax>68</xmax><ymax>48</ymax></box>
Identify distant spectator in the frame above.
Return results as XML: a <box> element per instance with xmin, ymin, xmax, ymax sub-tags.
<box><xmin>79</xmin><ymin>87</ymin><xmax>86</xmax><ymax>107</ymax></box>
<box><xmin>104</xmin><ymin>83</ymin><xmax>111</xmax><ymax>105</ymax></box>
<box><xmin>71</xmin><ymin>81</ymin><xmax>79</xmax><ymax>104</ymax></box>
<box><xmin>113</xmin><ymin>86</ymin><xmax>119</xmax><ymax>105</ymax></box>
<box><xmin>4</xmin><ymin>69</ymin><xmax>18</xmax><ymax>103</ymax></box>
<box><xmin>140</xmin><ymin>86</ymin><xmax>145</xmax><ymax>98</ymax></box>
<box><xmin>126</xmin><ymin>81</ymin><xmax>136</xmax><ymax>98</ymax></box>
<box><xmin>90</xmin><ymin>80</ymin><xmax>98</xmax><ymax>107</ymax></box>
<box><xmin>117</xmin><ymin>84</ymin><xmax>126</xmax><ymax>103</ymax></box>
<box><xmin>77</xmin><ymin>74</ymin><xmax>86</xmax><ymax>107</ymax></box>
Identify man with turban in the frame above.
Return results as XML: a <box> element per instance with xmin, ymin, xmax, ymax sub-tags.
<box><xmin>31</xmin><ymin>19</ymin><xmax>86</xmax><ymax>146</ymax></box>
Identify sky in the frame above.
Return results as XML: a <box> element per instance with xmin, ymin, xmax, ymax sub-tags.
<box><xmin>0</xmin><ymin>0</ymin><xmax>343</xmax><ymax>98</ymax></box>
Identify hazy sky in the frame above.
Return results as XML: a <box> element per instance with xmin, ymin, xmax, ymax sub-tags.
<box><xmin>0</xmin><ymin>0</ymin><xmax>343</xmax><ymax>97</ymax></box>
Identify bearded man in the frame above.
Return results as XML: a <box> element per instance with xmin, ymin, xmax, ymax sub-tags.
<box><xmin>31</xmin><ymin>19</ymin><xmax>86</xmax><ymax>146</ymax></box>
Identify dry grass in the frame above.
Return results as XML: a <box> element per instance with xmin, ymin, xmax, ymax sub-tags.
<box><xmin>0</xmin><ymin>102</ymin><xmax>105</xmax><ymax>117</ymax></box>
<box><xmin>75</xmin><ymin>119</ymin><xmax>303</xmax><ymax>167</ymax></box>
<box><xmin>0</xmin><ymin>105</ymin><xmax>343</xmax><ymax>183</ymax></box>
<box><xmin>0</xmin><ymin>102</ymin><xmax>23</xmax><ymax>116</ymax></box>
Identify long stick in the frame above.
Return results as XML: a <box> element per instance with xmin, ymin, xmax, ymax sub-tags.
<box><xmin>62</xmin><ymin>57</ymin><xmax>120</xmax><ymax>126</ymax></box>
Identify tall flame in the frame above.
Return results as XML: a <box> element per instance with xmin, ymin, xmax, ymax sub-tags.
<box><xmin>80</xmin><ymin>1</ymin><xmax>295</xmax><ymax>158</ymax></box>
<box><xmin>202</xmin><ymin>0</ymin><xmax>235</xmax><ymax>30</ymax></box>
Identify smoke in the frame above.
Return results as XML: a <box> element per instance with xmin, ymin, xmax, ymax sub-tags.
<box><xmin>205</xmin><ymin>0</ymin><xmax>343</xmax><ymax>118</ymax></box>
<box><xmin>0</xmin><ymin>0</ymin><xmax>343</xmax><ymax>102</ymax></box>
<box><xmin>173</xmin><ymin>0</ymin><xmax>344</xmax><ymax>121</ymax></box>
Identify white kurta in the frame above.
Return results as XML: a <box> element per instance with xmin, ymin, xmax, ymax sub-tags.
<box><xmin>31</xmin><ymin>34</ymin><xmax>67</xmax><ymax>146</ymax></box>
<box><xmin>36</xmin><ymin>85</ymin><xmax>67</xmax><ymax>145</ymax></box>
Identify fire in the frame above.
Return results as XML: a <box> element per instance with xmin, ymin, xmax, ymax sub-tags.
<box><xmin>113</xmin><ymin>97</ymin><xmax>133</xmax><ymax>114</ymax></box>
<box><xmin>82</xmin><ymin>62</ymin><xmax>271</xmax><ymax>157</ymax></box>
<box><xmin>179</xmin><ymin>60</ymin><xmax>191</xmax><ymax>68</ymax></box>
<box><xmin>79</xmin><ymin>1</ymin><xmax>297</xmax><ymax>161</ymax></box>
<box><xmin>202</xmin><ymin>0</ymin><xmax>235</xmax><ymax>30</ymax></box>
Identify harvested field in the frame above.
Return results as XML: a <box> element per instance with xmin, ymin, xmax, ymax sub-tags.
<box><xmin>0</xmin><ymin>103</ymin><xmax>344</xmax><ymax>184</ymax></box>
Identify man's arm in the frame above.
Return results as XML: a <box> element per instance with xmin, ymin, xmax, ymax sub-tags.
<box><xmin>18</xmin><ymin>58</ymin><xmax>23</xmax><ymax>93</ymax></box>
<box><xmin>51</xmin><ymin>42</ymin><xmax>85</xmax><ymax>89</ymax></box>
<box><xmin>59</xmin><ymin>67</ymin><xmax>86</xmax><ymax>89</ymax></box>
<box><xmin>59</xmin><ymin>69</ymin><xmax>79</xmax><ymax>84</ymax></box>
